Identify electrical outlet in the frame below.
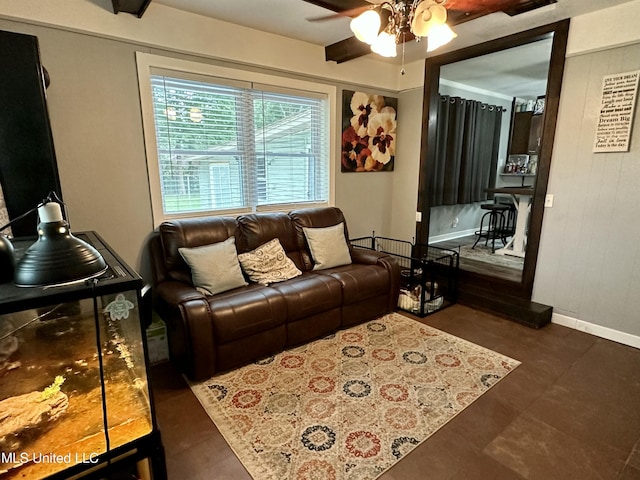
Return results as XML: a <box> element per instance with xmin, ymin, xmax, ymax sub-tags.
<box><xmin>544</xmin><ymin>194</ymin><xmax>554</xmax><ymax>208</ymax></box>
<box><xmin>416</xmin><ymin>211</ymin><xmax>422</xmax><ymax>222</ymax></box>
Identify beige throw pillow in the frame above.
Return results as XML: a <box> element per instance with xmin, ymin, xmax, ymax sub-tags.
<box><xmin>178</xmin><ymin>237</ymin><xmax>248</xmax><ymax>296</ymax></box>
<box><xmin>238</xmin><ymin>238</ymin><xmax>302</xmax><ymax>285</ymax></box>
<box><xmin>303</xmin><ymin>222</ymin><xmax>352</xmax><ymax>270</ymax></box>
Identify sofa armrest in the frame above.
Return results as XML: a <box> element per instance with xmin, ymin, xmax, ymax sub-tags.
<box><xmin>156</xmin><ymin>280</ymin><xmax>205</xmax><ymax>305</ymax></box>
<box><xmin>351</xmin><ymin>248</ymin><xmax>401</xmax><ymax>312</ymax></box>
<box><xmin>351</xmin><ymin>247</ymin><xmax>387</xmax><ymax>265</ymax></box>
<box><xmin>154</xmin><ymin>281</ymin><xmax>216</xmax><ymax>380</ymax></box>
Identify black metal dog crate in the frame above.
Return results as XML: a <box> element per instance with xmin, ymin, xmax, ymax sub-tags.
<box><xmin>350</xmin><ymin>235</ymin><xmax>459</xmax><ymax>317</ymax></box>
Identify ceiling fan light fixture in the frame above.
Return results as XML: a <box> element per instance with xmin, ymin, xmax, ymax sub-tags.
<box><xmin>426</xmin><ymin>23</ymin><xmax>457</xmax><ymax>52</ymax></box>
<box><xmin>346</xmin><ymin>0</ymin><xmax>456</xmax><ymax>62</ymax></box>
<box><xmin>350</xmin><ymin>9</ymin><xmax>381</xmax><ymax>45</ymax></box>
<box><xmin>411</xmin><ymin>2</ymin><xmax>448</xmax><ymax>37</ymax></box>
<box><xmin>371</xmin><ymin>30</ymin><xmax>397</xmax><ymax>57</ymax></box>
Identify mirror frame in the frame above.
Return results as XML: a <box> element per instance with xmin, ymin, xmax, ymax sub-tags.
<box><xmin>416</xmin><ymin>20</ymin><xmax>570</xmax><ymax>303</ymax></box>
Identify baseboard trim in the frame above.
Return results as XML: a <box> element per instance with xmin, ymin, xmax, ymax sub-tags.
<box><xmin>552</xmin><ymin>313</ymin><xmax>640</xmax><ymax>349</ymax></box>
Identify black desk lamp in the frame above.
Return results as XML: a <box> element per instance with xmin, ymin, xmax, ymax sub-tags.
<box><xmin>0</xmin><ymin>192</ymin><xmax>107</xmax><ymax>287</ymax></box>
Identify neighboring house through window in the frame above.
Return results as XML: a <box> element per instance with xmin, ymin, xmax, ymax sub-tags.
<box><xmin>136</xmin><ymin>53</ymin><xmax>336</xmax><ymax>225</ymax></box>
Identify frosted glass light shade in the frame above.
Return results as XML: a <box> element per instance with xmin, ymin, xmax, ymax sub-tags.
<box><xmin>350</xmin><ymin>10</ymin><xmax>381</xmax><ymax>45</ymax></box>
<box><xmin>371</xmin><ymin>31</ymin><xmax>397</xmax><ymax>57</ymax></box>
<box><xmin>411</xmin><ymin>2</ymin><xmax>448</xmax><ymax>37</ymax></box>
<box><xmin>426</xmin><ymin>24</ymin><xmax>457</xmax><ymax>52</ymax></box>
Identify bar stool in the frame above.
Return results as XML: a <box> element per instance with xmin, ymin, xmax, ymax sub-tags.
<box><xmin>498</xmin><ymin>201</ymin><xmax>516</xmax><ymax>238</ymax></box>
<box><xmin>472</xmin><ymin>203</ymin><xmax>511</xmax><ymax>253</ymax></box>
<box><xmin>493</xmin><ymin>194</ymin><xmax>516</xmax><ymax>237</ymax></box>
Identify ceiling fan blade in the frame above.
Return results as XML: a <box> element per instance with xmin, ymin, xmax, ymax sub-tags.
<box><xmin>307</xmin><ymin>6</ymin><xmax>371</xmax><ymax>22</ymax></box>
<box><xmin>445</xmin><ymin>0</ymin><xmax>556</xmax><ymax>24</ymax></box>
<box><xmin>503</xmin><ymin>0</ymin><xmax>557</xmax><ymax>16</ymax></box>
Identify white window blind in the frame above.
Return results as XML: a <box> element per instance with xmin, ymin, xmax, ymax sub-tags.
<box><xmin>149</xmin><ymin>73</ymin><xmax>329</xmax><ymax>216</ymax></box>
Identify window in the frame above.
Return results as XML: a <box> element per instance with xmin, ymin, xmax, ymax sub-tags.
<box><xmin>136</xmin><ymin>53</ymin><xmax>336</xmax><ymax>225</ymax></box>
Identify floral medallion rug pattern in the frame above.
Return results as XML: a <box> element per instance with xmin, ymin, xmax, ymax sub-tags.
<box><xmin>188</xmin><ymin>312</ymin><xmax>520</xmax><ymax>480</ymax></box>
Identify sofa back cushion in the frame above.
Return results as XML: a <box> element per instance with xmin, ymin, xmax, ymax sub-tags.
<box><xmin>289</xmin><ymin>207</ymin><xmax>351</xmax><ymax>271</ymax></box>
<box><xmin>237</xmin><ymin>212</ymin><xmax>306</xmax><ymax>271</ymax></box>
<box><xmin>159</xmin><ymin>216</ymin><xmax>240</xmax><ymax>284</ymax></box>
<box><xmin>154</xmin><ymin>207</ymin><xmax>351</xmax><ymax>284</ymax></box>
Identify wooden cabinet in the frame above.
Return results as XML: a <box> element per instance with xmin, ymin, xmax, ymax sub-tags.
<box><xmin>509</xmin><ymin>111</ymin><xmax>543</xmax><ymax>155</ymax></box>
<box><xmin>510</xmin><ymin>112</ymin><xmax>532</xmax><ymax>154</ymax></box>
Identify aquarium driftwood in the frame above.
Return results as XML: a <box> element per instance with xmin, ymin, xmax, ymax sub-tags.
<box><xmin>0</xmin><ymin>389</ymin><xmax>68</xmax><ymax>440</ymax></box>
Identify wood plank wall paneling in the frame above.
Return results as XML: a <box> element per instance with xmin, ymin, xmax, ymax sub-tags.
<box><xmin>533</xmin><ymin>42</ymin><xmax>640</xmax><ymax>337</ymax></box>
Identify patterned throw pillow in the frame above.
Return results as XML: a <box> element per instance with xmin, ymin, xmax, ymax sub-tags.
<box><xmin>238</xmin><ymin>238</ymin><xmax>302</xmax><ymax>285</ymax></box>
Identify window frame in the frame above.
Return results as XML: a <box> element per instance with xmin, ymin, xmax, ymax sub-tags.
<box><xmin>136</xmin><ymin>52</ymin><xmax>337</xmax><ymax>227</ymax></box>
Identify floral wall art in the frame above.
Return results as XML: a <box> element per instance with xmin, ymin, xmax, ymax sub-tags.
<box><xmin>341</xmin><ymin>90</ymin><xmax>397</xmax><ymax>172</ymax></box>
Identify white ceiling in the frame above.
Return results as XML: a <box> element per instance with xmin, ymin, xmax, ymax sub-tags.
<box><xmin>151</xmin><ymin>0</ymin><xmax>636</xmax><ymax>96</ymax></box>
<box><xmin>441</xmin><ymin>37</ymin><xmax>553</xmax><ymax>99</ymax></box>
<box><xmin>153</xmin><ymin>0</ymin><xmax>636</xmax><ymax>62</ymax></box>
<box><xmin>153</xmin><ymin>0</ymin><xmax>357</xmax><ymax>46</ymax></box>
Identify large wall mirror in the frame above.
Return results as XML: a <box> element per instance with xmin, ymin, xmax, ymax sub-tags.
<box><xmin>416</xmin><ymin>20</ymin><xmax>570</xmax><ymax>315</ymax></box>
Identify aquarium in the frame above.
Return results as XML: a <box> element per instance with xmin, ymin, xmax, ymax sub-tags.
<box><xmin>0</xmin><ymin>232</ymin><xmax>161</xmax><ymax>479</ymax></box>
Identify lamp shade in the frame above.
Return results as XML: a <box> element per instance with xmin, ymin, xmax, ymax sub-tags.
<box><xmin>426</xmin><ymin>23</ymin><xmax>457</xmax><ymax>52</ymax></box>
<box><xmin>14</xmin><ymin>220</ymin><xmax>107</xmax><ymax>287</ymax></box>
<box><xmin>350</xmin><ymin>10</ymin><xmax>381</xmax><ymax>45</ymax></box>
<box><xmin>411</xmin><ymin>2</ymin><xmax>448</xmax><ymax>37</ymax></box>
<box><xmin>371</xmin><ymin>31</ymin><xmax>398</xmax><ymax>58</ymax></box>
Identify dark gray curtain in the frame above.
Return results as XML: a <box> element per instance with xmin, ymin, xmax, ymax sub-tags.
<box><xmin>429</xmin><ymin>95</ymin><xmax>503</xmax><ymax>207</ymax></box>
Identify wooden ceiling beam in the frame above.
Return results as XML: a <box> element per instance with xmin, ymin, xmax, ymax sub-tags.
<box><xmin>301</xmin><ymin>0</ymin><xmax>370</xmax><ymax>14</ymax></box>
<box><xmin>325</xmin><ymin>37</ymin><xmax>372</xmax><ymax>64</ymax></box>
<box><xmin>112</xmin><ymin>0</ymin><xmax>152</xmax><ymax>18</ymax></box>
<box><xmin>503</xmin><ymin>0</ymin><xmax>558</xmax><ymax>16</ymax></box>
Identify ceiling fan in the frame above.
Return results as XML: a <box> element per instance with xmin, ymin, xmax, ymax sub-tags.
<box><xmin>304</xmin><ymin>0</ymin><xmax>558</xmax><ymax>63</ymax></box>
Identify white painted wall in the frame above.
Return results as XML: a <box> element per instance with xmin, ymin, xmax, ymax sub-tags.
<box><xmin>0</xmin><ymin>1</ymin><xmax>404</xmax><ymax>276</ymax></box>
<box><xmin>0</xmin><ymin>0</ymin><xmax>403</xmax><ymax>91</ymax></box>
<box><xmin>388</xmin><ymin>87</ymin><xmax>422</xmax><ymax>243</ymax></box>
<box><xmin>531</xmin><ymin>0</ymin><xmax>640</xmax><ymax>342</ymax></box>
<box><xmin>533</xmin><ymin>41</ymin><xmax>640</xmax><ymax>339</ymax></box>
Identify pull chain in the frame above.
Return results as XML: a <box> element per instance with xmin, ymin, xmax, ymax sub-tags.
<box><xmin>401</xmin><ymin>32</ymin><xmax>406</xmax><ymax>75</ymax></box>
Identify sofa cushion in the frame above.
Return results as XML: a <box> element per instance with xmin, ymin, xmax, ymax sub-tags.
<box><xmin>237</xmin><ymin>212</ymin><xmax>305</xmax><ymax>270</ymax></box>
<box><xmin>319</xmin><ymin>263</ymin><xmax>390</xmax><ymax>305</ymax></box>
<box><xmin>303</xmin><ymin>222</ymin><xmax>352</xmax><ymax>270</ymax></box>
<box><xmin>160</xmin><ymin>216</ymin><xmax>241</xmax><ymax>284</ymax></box>
<box><xmin>208</xmin><ymin>283</ymin><xmax>287</xmax><ymax>344</ymax></box>
<box><xmin>269</xmin><ymin>272</ymin><xmax>342</xmax><ymax>321</ymax></box>
<box><xmin>178</xmin><ymin>237</ymin><xmax>248</xmax><ymax>295</ymax></box>
<box><xmin>238</xmin><ymin>238</ymin><xmax>302</xmax><ymax>285</ymax></box>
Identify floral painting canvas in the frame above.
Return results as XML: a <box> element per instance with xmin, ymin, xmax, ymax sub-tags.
<box><xmin>341</xmin><ymin>90</ymin><xmax>397</xmax><ymax>172</ymax></box>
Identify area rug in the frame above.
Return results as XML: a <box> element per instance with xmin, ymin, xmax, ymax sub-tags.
<box><xmin>459</xmin><ymin>244</ymin><xmax>524</xmax><ymax>270</ymax></box>
<box><xmin>188</xmin><ymin>312</ymin><xmax>520</xmax><ymax>480</ymax></box>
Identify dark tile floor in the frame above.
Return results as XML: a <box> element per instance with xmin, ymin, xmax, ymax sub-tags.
<box><xmin>150</xmin><ymin>305</ymin><xmax>640</xmax><ymax>480</ymax></box>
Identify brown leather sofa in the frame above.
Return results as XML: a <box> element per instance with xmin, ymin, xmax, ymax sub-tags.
<box><xmin>149</xmin><ymin>207</ymin><xmax>400</xmax><ymax>380</ymax></box>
